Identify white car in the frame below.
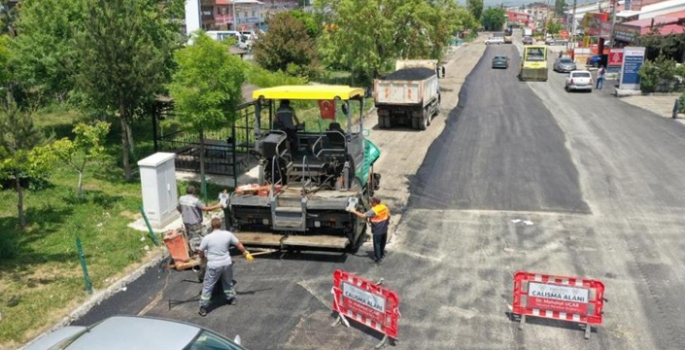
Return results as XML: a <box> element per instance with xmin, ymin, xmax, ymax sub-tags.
<box><xmin>206</xmin><ymin>30</ymin><xmax>249</xmax><ymax>50</ymax></box>
<box><xmin>485</xmin><ymin>36</ymin><xmax>504</xmax><ymax>45</ymax></box>
<box><xmin>565</xmin><ymin>70</ymin><xmax>593</xmax><ymax>92</ymax></box>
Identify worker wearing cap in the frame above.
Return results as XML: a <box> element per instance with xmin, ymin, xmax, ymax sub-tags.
<box><xmin>276</xmin><ymin>99</ymin><xmax>301</xmax><ymax>151</ymax></box>
<box><xmin>177</xmin><ymin>185</ymin><xmax>223</xmax><ymax>253</ymax></box>
<box><xmin>349</xmin><ymin>196</ymin><xmax>390</xmax><ymax>263</ymax></box>
<box><xmin>198</xmin><ymin>218</ymin><xmax>254</xmax><ymax>316</ymax></box>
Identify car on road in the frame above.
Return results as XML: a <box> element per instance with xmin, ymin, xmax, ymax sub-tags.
<box><xmin>24</xmin><ymin>316</ymin><xmax>246</xmax><ymax>350</ymax></box>
<box><xmin>586</xmin><ymin>54</ymin><xmax>603</xmax><ymax>67</ymax></box>
<box><xmin>485</xmin><ymin>36</ymin><xmax>504</xmax><ymax>45</ymax></box>
<box><xmin>522</xmin><ymin>36</ymin><xmax>534</xmax><ymax>45</ymax></box>
<box><xmin>565</xmin><ymin>70</ymin><xmax>593</xmax><ymax>92</ymax></box>
<box><xmin>492</xmin><ymin>55</ymin><xmax>509</xmax><ymax>69</ymax></box>
<box><xmin>545</xmin><ymin>37</ymin><xmax>568</xmax><ymax>46</ymax></box>
<box><xmin>553</xmin><ymin>57</ymin><xmax>577</xmax><ymax>72</ymax></box>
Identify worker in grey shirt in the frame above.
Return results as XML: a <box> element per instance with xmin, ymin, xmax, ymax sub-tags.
<box><xmin>275</xmin><ymin>99</ymin><xmax>301</xmax><ymax>152</ymax></box>
<box><xmin>198</xmin><ymin>218</ymin><xmax>254</xmax><ymax>316</ymax></box>
<box><xmin>177</xmin><ymin>185</ymin><xmax>223</xmax><ymax>253</ymax></box>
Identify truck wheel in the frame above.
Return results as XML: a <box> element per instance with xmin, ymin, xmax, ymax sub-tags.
<box><xmin>411</xmin><ymin>116</ymin><xmax>419</xmax><ymax>129</ymax></box>
<box><xmin>419</xmin><ymin>115</ymin><xmax>428</xmax><ymax>130</ymax></box>
<box><xmin>384</xmin><ymin>115</ymin><xmax>392</xmax><ymax>128</ymax></box>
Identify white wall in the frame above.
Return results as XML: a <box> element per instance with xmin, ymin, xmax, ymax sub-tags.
<box><xmin>185</xmin><ymin>0</ymin><xmax>201</xmax><ymax>37</ymax></box>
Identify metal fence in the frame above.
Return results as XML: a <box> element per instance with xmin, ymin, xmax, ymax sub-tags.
<box><xmin>153</xmin><ymin>101</ymin><xmax>261</xmax><ymax>179</ymax></box>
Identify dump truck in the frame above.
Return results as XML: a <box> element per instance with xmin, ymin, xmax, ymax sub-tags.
<box><xmin>518</xmin><ymin>45</ymin><xmax>549</xmax><ymax>81</ymax></box>
<box><xmin>228</xmin><ymin>85</ymin><xmax>381</xmax><ymax>251</ymax></box>
<box><xmin>374</xmin><ymin>60</ymin><xmax>442</xmax><ymax>130</ymax></box>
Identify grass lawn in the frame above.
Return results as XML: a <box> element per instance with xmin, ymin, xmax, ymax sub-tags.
<box><xmin>0</xmin><ymin>108</ymin><xmax>226</xmax><ymax>348</ymax></box>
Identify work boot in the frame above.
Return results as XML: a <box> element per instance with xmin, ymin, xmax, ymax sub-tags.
<box><xmin>198</xmin><ymin>307</ymin><xmax>208</xmax><ymax>317</ymax></box>
<box><xmin>228</xmin><ymin>297</ymin><xmax>237</xmax><ymax>305</ymax></box>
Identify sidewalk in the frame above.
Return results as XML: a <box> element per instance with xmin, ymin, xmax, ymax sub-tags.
<box><xmin>620</xmin><ymin>94</ymin><xmax>682</xmax><ymax>119</ymax></box>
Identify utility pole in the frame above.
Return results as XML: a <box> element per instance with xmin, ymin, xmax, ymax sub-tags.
<box><xmin>609</xmin><ymin>0</ymin><xmax>617</xmax><ymax>48</ymax></box>
<box><xmin>569</xmin><ymin>0</ymin><xmax>577</xmax><ymax>51</ymax></box>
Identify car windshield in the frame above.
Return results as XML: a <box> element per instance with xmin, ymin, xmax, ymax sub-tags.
<box><xmin>495</xmin><ymin>56</ymin><xmax>506</xmax><ymax>60</ymax></box>
<box><xmin>572</xmin><ymin>72</ymin><xmax>591</xmax><ymax>78</ymax></box>
<box><xmin>185</xmin><ymin>330</ymin><xmax>244</xmax><ymax>350</ymax></box>
<box><xmin>560</xmin><ymin>59</ymin><xmax>573</xmax><ymax>63</ymax></box>
<box><xmin>526</xmin><ymin>48</ymin><xmax>545</xmax><ymax>61</ymax></box>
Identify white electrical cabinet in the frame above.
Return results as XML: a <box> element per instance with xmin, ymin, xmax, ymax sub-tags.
<box><xmin>138</xmin><ymin>152</ymin><xmax>179</xmax><ymax>228</ymax></box>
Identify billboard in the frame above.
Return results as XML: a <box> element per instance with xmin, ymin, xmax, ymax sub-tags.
<box><xmin>619</xmin><ymin>47</ymin><xmax>646</xmax><ymax>90</ymax></box>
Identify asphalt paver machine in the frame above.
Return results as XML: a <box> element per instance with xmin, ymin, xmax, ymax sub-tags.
<box><xmin>229</xmin><ymin>86</ymin><xmax>381</xmax><ymax>251</ymax></box>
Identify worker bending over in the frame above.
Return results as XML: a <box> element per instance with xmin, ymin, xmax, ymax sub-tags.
<box><xmin>177</xmin><ymin>185</ymin><xmax>223</xmax><ymax>252</ymax></box>
<box><xmin>198</xmin><ymin>218</ymin><xmax>254</xmax><ymax>316</ymax></box>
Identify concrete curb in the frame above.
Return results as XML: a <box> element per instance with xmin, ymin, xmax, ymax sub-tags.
<box><xmin>20</xmin><ymin>249</ymin><xmax>169</xmax><ymax>350</ymax></box>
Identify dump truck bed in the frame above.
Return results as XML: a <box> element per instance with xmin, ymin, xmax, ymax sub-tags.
<box><xmin>374</xmin><ymin>68</ymin><xmax>439</xmax><ymax>107</ymax></box>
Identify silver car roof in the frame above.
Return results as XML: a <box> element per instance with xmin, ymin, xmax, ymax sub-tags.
<box><xmin>65</xmin><ymin>316</ymin><xmax>200</xmax><ymax>350</ymax></box>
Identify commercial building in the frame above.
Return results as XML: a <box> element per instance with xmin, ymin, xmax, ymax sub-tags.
<box><xmin>190</xmin><ymin>0</ymin><xmax>297</xmax><ymax>32</ymax></box>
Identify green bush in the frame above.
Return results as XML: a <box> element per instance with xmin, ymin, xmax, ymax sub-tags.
<box><xmin>245</xmin><ymin>64</ymin><xmax>306</xmax><ymax>88</ymax></box>
<box><xmin>639</xmin><ymin>55</ymin><xmax>678</xmax><ymax>93</ymax></box>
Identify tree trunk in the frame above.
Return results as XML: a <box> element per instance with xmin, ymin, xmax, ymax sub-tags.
<box><xmin>119</xmin><ymin>101</ymin><xmax>131</xmax><ymax>182</ymax></box>
<box><xmin>15</xmin><ymin>172</ymin><xmax>25</xmax><ymax>229</ymax></box>
<box><xmin>77</xmin><ymin>171</ymin><xmax>83</xmax><ymax>197</ymax></box>
<box><xmin>199</xmin><ymin>130</ymin><xmax>206</xmax><ymax>197</ymax></box>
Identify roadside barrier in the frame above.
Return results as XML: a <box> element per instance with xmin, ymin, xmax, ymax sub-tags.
<box><xmin>331</xmin><ymin>269</ymin><xmax>400</xmax><ymax>348</ymax></box>
<box><xmin>512</xmin><ymin>271</ymin><xmax>605</xmax><ymax>339</ymax></box>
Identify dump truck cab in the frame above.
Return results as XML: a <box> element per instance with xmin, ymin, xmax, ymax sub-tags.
<box><xmin>229</xmin><ymin>85</ymin><xmax>381</xmax><ymax>251</ymax></box>
<box><xmin>518</xmin><ymin>45</ymin><xmax>549</xmax><ymax>82</ymax></box>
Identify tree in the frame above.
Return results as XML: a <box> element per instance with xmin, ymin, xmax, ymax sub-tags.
<box><xmin>0</xmin><ymin>98</ymin><xmax>52</xmax><ymax>229</ymax></box>
<box><xmin>467</xmin><ymin>0</ymin><xmax>484</xmax><ymax>25</ymax></box>
<box><xmin>10</xmin><ymin>0</ymin><xmax>87</xmax><ymax>102</ymax></box>
<box><xmin>555</xmin><ymin>0</ymin><xmax>567</xmax><ymax>17</ymax></box>
<box><xmin>0</xmin><ymin>34</ymin><xmax>11</xmax><ymax>89</ymax></box>
<box><xmin>316</xmin><ymin>0</ymin><xmax>397</xmax><ymax>83</ymax></box>
<box><xmin>481</xmin><ymin>7</ymin><xmax>506</xmax><ymax>31</ymax></box>
<box><xmin>168</xmin><ymin>32</ymin><xmax>245</xmax><ymax>185</ymax></box>
<box><xmin>0</xmin><ymin>0</ymin><xmax>17</xmax><ymax>37</ymax></box>
<box><xmin>290</xmin><ymin>9</ymin><xmax>321</xmax><ymax>38</ymax></box>
<box><xmin>51</xmin><ymin>121</ymin><xmax>110</xmax><ymax>197</ymax></box>
<box><xmin>454</xmin><ymin>7</ymin><xmax>479</xmax><ymax>33</ymax></box>
<box><xmin>254</xmin><ymin>12</ymin><xmax>319</xmax><ymax>78</ymax></box>
<box><xmin>546</xmin><ymin>19</ymin><xmax>562</xmax><ymax>34</ymax></box>
<box><xmin>75</xmin><ymin>0</ymin><xmax>182</xmax><ymax>182</ymax></box>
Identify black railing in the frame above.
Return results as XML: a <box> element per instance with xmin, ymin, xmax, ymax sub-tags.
<box><xmin>153</xmin><ymin>101</ymin><xmax>263</xmax><ymax>179</ymax></box>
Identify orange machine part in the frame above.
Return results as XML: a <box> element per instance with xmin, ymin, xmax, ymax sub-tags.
<box><xmin>164</xmin><ymin>229</ymin><xmax>190</xmax><ymax>263</ymax></box>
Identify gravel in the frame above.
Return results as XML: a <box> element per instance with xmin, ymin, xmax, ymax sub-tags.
<box><xmin>382</xmin><ymin>68</ymin><xmax>436</xmax><ymax>81</ymax></box>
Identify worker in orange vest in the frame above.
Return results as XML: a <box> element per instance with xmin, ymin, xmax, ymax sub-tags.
<box><xmin>350</xmin><ymin>197</ymin><xmax>391</xmax><ymax>263</ymax></box>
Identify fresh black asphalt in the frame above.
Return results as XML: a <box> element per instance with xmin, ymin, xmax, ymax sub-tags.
<box><xmin>410</xmin><ymin>45</ymin><xmax>590</xmax><ymax>214</ymax></box>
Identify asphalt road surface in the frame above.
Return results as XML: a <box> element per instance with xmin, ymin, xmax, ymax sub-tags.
<box><xmin>70</xmin><ymin>37</ymin><xmax>685</xmax><ymax>350</ymax></box>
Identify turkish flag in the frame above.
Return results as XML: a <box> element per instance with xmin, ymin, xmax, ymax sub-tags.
<box><xmin>318</xmin><ymin>100</ymin><xmax>336</xmax><ymax>120</ymax></box>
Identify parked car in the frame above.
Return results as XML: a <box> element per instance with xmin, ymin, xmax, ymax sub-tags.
<box><xmin>586</xmin><ymin>54</ymin><xmax>603</xmax><ymax>67</ymax></box>
<box><xmin>553</xmin><ymin>57</ymin><xmax>577</xmax><ymax>72</ymax></box>
<box><xmin>485</xmin><ymin>36</ymin><xmax>504</xmax><ymax>45</ymax></box>
<box><xmin>206</xmin><ymin>30</ymin><xmax>250</xmax><ymax>50</ymax></box>
<box><xmin>24</xmin><ymin>316</ymin><xmax>246</xmax><ymax>350</ymax></box>
<box><xmin>565</xmin><ymin>70</ymin><xmax>593</xmax><ymax>92</ymax></box>
<box><xmin>522</xmin><ymin>36</ymin><xmax>534</xmax><ymax>45</ymax></box>
<box><xmin>545</xmin><ymin>38</ymin><xmax>568</xmax><ymax>46</ymax></box>
<box><xmin>492</xmin><ymin>55</ymin><xmax>509</xmax><ymax>69</ymax></box>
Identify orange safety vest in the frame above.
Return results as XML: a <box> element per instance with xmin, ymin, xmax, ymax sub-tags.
<box><xmin>370</xmin><ymin>204</ymin><xmax>390</xmax><ymax>223</ymax></box>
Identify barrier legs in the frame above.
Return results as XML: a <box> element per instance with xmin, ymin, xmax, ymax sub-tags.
<box><xmin>375</xmin><ymin>335</ymin><xmax>389</xmax><ymax>349</ymax></box>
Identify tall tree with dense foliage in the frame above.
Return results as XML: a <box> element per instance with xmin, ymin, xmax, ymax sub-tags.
<box><xmin>467</xmin><ymin>0</ymin><xmax>484</xmax><ymax>24</ymax></box>
<box><xmin>546</xmin><ymin>19</ymin><xmax>562</xmax><ymax>34</ymax></box>
<box><xmin>555</xmin><ymin>0</ymin><xmax>567</xmax><ymax>17</ymax></box>
<box><xmin>51</xmin><ymin>121</ymin><xmax>110</xmax><ymax>197</ymax></box>
<box><xmin>10</xmin><ymin>0</ymin><xmax>86</xmax><ymax>102</ymax></box>
<box><xmin>0</xmin><ymin>34</ymin><xmax>11</xmax><ymax>90</ymax></box>
<box><xmin>320</xmin><ymin>0</ymin><xmax>395</xmax><ymax>82</ymax></box>
<box><xmin>481</xmin><ymin>7</ymin><xmax>506</xmax><ymax>31</ymax></box>
<box><xmin>254</xmin><ymin>12</ymin><xmax>319</xmax><ymax>78</ymax></box>
<box><xmin>290</xmin><ymin>9</ymin><xmax>321</xmax><ymax>39</ymax></box>
<box><xmin>0</xmin><ymin>98</ymin><xmax>52</xmax><ymax>229</ymax></box>
<box><xmin>168</xmin><ymin>32</ymin><xmax>246</xmax><ymax>183</ymax></box>
<box><xmin>0</xmin><ymin>0</ymin><xmax>17</xmax><ymax>37</ymax></box>
<box><xmin>75</xmin><ymin>0</ymin><xmax>183</xmax><ymax>182</ymax></box>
